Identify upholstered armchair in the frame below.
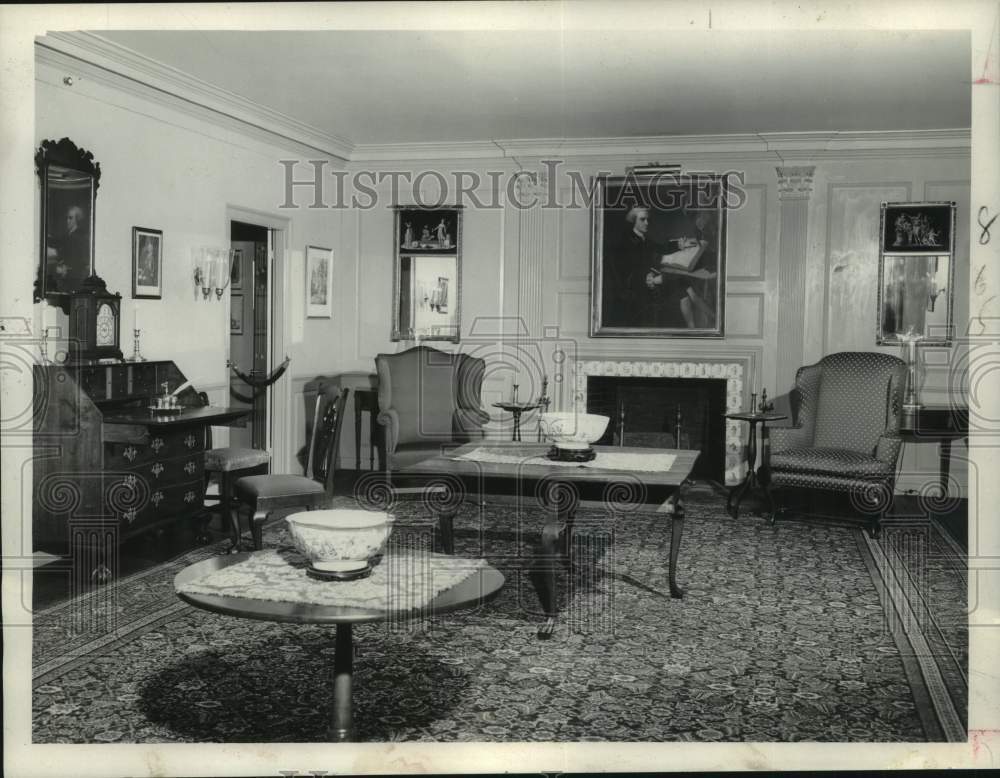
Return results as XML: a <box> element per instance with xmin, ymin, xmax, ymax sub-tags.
<box><xmin>768</xmin><ymin>351</ymin><xmax>908</xmax><ymax>536</ymax></box>
<box><xmin>375</xmin><ymin>345</ymin><xmax>490</xmax><ymax>471</ymax></box>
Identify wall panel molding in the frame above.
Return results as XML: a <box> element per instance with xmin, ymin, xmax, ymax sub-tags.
<box><xmin>728</xmin><ymin>183</ymin><xmax>769</xmax><ymax>282</ymax></box>
<box><xmin>774</xmin><ymin>165</ymin><xmax>816</xmax><ymax>391</ymax></box>
<box><xmin>820</xmin><ymin>181</ymin><xmax>912</xmax><ymax>355</ymax></box>
<box><xmin>725</xmin><ymin>292</ymin><xmax>766</xmax><ymax>339</ymax></box>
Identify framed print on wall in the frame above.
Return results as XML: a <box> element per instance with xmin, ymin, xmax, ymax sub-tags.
<box><xmin>591</xmin><ymin>173</ymin><xmax>729</xmax><ymax>338</ymax></box>
<box><xmin>305</xmin><ymin>245</ymin><xmax>333</xmax><ymax>318</ymax></box>
<box><xmin>230</xmin><ymin>294</ymin><xmax>244</xmax><ymax>334</ymax></box>
<box><xmin>132</xmin><ymin>226</ymin><xmax>163</xmax><ymax>299</ymax></box>
<box><xmin>230</xmin><ymin>248</ymin><xmax>244</xmax><ymax>291</ymax></box>
<box><xmin>877</xmin><ymin>201</ymin><xmax>956</xmax><ymax>345</ymax></box>
<box><xmin>392</xmin><ymin>206</ymin><xmax>462</xmax><ymax>342</ymax></box>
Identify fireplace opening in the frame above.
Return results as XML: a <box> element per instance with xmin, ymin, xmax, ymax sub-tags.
<box><xmin>586</xmin><ymin>376</ymin><xmax>728</xmax><ymax>482</ymax></box>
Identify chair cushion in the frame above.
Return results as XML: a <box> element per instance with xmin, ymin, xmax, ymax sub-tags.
<box><xmin>205</xmin><ymin>447</ymin><xmax>271</xmax><ymax>473</ymax></box>
<box><xmin>234</xmin><ymin>474</ymin><xmax>324</xmax><ymax>500</ymax></box>
<box><xmin>389</xmin><ymin>442</ymin><xmax>458</xmax><ymax>470</ymax></box>
<box><xmin>769</xmin><ymin>447</ymin><xmax>894</xmax><ymax>478</ymax></box>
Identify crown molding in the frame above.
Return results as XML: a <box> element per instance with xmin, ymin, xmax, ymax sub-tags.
<box><xmin>36</xmin><ymin>32</ymin><xmax>970</xmax><ymax>166</ymax></box>
<box><xmin>36</xmin><ymin>31</ymin><xmax>355</xmax><ymax>162</ymax></box>
<box><xmin>350</xmin><ymin>129</ymin><xmax>971</xmax><ymax>163</ymax></box>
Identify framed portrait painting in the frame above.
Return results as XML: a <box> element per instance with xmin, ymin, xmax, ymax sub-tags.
<box><xmin>591</xmin><ymin>173</ymin><xmax>729</xmax><ymax>337</ymax></box>
<box><xmin>35</xmin><ymin>138</ymin><xmax>101</xmax><ymax>301</ymax></box>
<box><xmin>132</xmin><ymin>227</ymin><xmax>163</xmax><ymax>299</ymax></box>
<box><xmin>306</xmin><ymin>245</ymin><xmax>333</xmax><ymax>318</ymax></box>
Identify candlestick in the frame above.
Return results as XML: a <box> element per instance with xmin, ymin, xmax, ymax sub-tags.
<box><xmin>898</xmin><ymin>329</ymin><xmax>923</xmax><ymax>411</ymax></box>
<box><xmin>127</xmin><ymin>328</ymin><xmax>146</xmax><ymax>362</ymax></box>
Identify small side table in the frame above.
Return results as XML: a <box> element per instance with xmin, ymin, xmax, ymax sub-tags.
<box><xmin>492</xmin><ymin>402</ymin><xmax>540</xmax><ymax>442</ymax></box>
<box><xmin>725</xmin><ymin>411</ymin><xmax>788</xmax><ymax>519</ymax></box>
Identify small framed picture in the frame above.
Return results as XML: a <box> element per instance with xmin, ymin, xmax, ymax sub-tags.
<box><xmin>230</xmin><ymin>294</ymin><xmax>244</xmax><ymax>334</ymax></box>
<box><xmin>306</xmin><ymin>245</ymin><xmax>333</xmax><ymax>318</ymax></box>
<box><xmin>397</xmin><ymin>207</ymin><xmax>459</xmax><ymax>254</ymax></box>
<box><xmin>132</xmin><ymin>227</ymin><xmax>163</xmax><ymax>299</ymax></box>
<box><xmin>881</xmin><ymin>202</ymin><xmax>954</xmax><ymax>255</ymax></box>
<box><xmin>230</xmin><ymin>248</ymin><xmax>244</xmax><ymax>291</ymax></box>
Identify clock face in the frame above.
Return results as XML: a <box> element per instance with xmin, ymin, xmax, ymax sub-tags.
<box><xmin>96</xmin><ymin>302</ymin><xmax>115</xmax><ymax>346</ymax></box>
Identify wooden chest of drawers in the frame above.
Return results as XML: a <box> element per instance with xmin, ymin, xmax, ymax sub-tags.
<box><xmin>33</xmin><ymin>361</ymin><xmax>247</xmax><ymax>553</ymax></box>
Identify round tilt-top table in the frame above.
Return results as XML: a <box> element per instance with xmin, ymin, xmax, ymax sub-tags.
<box><xmin>725</xmin><ymin>411</ymin><xmax>788</xmax><ymax>519</ymax></box>
<box><xmin>175</xmin><ymin>553</ymin><xmax>505</xmax><ymax>742</ymax></box>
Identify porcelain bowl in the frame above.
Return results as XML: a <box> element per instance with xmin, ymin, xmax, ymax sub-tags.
<box><xmin>285</xmin><ymin>509</ymin><xmax>393</xmax><ymax>564</ymax></box>
<box><xmin>538</xmin><ymin>412</ymin><xmax>610</xmax><ymax>450</ymax></box>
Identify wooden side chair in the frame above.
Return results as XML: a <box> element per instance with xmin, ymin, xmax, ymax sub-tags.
<box><xmin>197</xmin><ymin>391</ymin><xmax>271</xmax><ymax>548</ymax></box>
<box><xmin>231</xmin><ymin>387</ymin><xmax>350</xmax><ymax>550</ymax></box>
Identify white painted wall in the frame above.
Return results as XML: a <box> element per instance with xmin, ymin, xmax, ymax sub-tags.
<box><xmin>34</xmin><ymin>53</ymin><xmax>346</xmax><ymax>469</ymax></box>
<box><xmin>32</xmin><ymin>51</ymin><xmax>972</xmax><ymax>493</ymax></box>
<box><xmin>330</xmin><ymin>149</ymin><xmax>970</xmax><ymax>492</ymax></box>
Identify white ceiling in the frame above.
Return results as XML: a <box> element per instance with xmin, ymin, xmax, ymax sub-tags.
<box><xmin>93</xmin><ymin>29</ymin><xmax>971</xmax><ymax>145</ymax></box>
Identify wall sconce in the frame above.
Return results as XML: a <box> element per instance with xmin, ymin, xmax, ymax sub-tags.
<box><xmin>192</xmin><ymin>247</ymin><xmax>236</xmax><ymax>300</ymax></box>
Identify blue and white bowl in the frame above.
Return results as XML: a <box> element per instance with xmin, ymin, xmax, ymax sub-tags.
<box><xmin>285</xmin><ymin>509</ymin><xmax>393</xmax><ymax>566</ymax></box>
<box><xmin>538</xmin><ymin>412</ymin><xmax>610</xmax><ymax>451</ymax></box>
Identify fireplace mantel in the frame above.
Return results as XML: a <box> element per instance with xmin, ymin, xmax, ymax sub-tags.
<box><xmin>573</xmin><ymin>358</ymin><xmax>747</xmax><ymax>484</ymax></box>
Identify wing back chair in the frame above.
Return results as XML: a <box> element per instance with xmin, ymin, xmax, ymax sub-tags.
<box><xmin>768</xmin><ymin>351</ymin><xmax>908</xmax><ymax>536</ymax></box>
<box><xmin>375</xmin><ymin>345</ymin><xmax>490</xmax><ymax>471</ymax></box>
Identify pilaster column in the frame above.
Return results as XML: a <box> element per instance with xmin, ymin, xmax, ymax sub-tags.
<box><xmin>514</xmin><ymin>173</ymin><xmax>546</xmax><ymax>339</ymax></box>
<box><xmin>775</xmin><ymin>165</ymin><xmax>816</xmax><ymax>392</ymax></box>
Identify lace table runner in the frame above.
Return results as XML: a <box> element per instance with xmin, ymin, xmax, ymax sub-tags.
<box><xmin>176</xmin><ymin>548</ymin><xmax>487</xmax><ymax>611</ymax></box>
<box><xmin>453</xmin><ymin>446</ymin><xmax>677</xmax><ymax>473</ymax></box>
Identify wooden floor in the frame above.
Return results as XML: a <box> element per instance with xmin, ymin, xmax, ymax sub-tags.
<box><xmin>31</xmin><ymin>471</ymin><xmax>969</xmax><ymax>612</ymax></box>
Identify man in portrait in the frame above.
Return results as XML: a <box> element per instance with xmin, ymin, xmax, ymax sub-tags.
<box><xmin>45</xmin><ymin>203</ymin><xmax>90</xmax><ymax>292</ymax></box>
<box><xmin>603</xmin><ymin>204</ymin><xmax>717</xmax><ymax>329</ymax></box>
<box><xmin>136</xmin><ymin>235</ymin><xmax>159</xmax><ymax>286</ymax></box>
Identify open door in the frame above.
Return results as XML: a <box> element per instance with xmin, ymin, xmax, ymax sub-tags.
<box><xmin>229</xmin><ymin>221</ymin><xmax>270</xmax><ymax>450</ymax></box>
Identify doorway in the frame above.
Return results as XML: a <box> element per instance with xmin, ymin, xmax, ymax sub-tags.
<box><xmin>229</xmin><ymin>221</ymin><xmax>270</xmax><ymax>450</ymax></box>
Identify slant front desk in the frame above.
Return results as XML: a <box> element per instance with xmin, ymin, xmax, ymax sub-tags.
<box><xmin>33</xmin><ymin>360</ymin><xmax>248</xmax><ymax>576</ymax></box>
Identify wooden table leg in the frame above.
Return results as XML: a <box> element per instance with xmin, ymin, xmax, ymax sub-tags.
<box><xmin>369</xmin><ymin>405</ymin><xmax>378</xmax><ymax>471</ymax></box>
<box><xmin>939</xmin><ymin>438</ymin><xmax>953</xmax><ymax>499</ymax></box>
<box><xmin>222</xmin><ymin>473</ymin><xmax>243</xmax><ymax>553</ymax></box>
<box><xmin>329</xmin><ymin>622</ymin><xmax>354</xmax><ymax>742</ymax></box>
<box><xmin>533</xmin><ymin>482</ymin><xmax>574</xmax><ymax>639</ymax></box>
<box><xmin>535</xmin><ymin>517</ymin><xmax>562</xmax><ymax>640</ymax></box>
<box><xmin>663</xmin><ymin>484</ymin><xmax>687</xmax><ymax>599</ymax></box>
<box><xmin>354</xmin><ymin>392</ymin><xmax>363</xmax><ymax>471</ymax></box>
<box><xmin>437</xmin><ymin>510</ymin><xmax>456</xmax><ymax>555</ymax></box>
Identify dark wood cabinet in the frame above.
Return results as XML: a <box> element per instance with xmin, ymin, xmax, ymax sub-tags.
<box><xmin>33</xmin><ymin>361</ymin><xmax>245</xmax><ymax>561</ymax></box>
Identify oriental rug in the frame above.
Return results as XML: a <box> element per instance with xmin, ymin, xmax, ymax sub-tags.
<box><xmin>32</xmin><ymin>491</ymin><xmax>967</xmax><ymax>743</ymax></box>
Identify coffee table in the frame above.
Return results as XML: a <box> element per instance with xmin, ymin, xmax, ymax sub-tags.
<box><xmin>396</xmin><ymin>441</ymin><xmax>700</xmax><ymax>638</ymax></box>
<box><xmin>175</xmin><ymin>553</ymin><xmax>504</xmax><ymax>742</ymax></box>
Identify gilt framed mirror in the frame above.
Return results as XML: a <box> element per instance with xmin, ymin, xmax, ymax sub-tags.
<box><xmin>391</xmin><ymin>206</ymin><xmax>462</xmax><ymax>343</ymax></box>
<box><xmin>876</xmin><ymin>201</ymin><xmax>956</xmax><ymax>346</ymax></box>
<box><xmin>35</xmin><ymin>138</ymin><xmax>101</xmax><ymax>302</ymax></box>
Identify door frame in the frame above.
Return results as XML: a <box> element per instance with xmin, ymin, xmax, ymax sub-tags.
<box><xmin>225</xmin><ymin>205</ymin><xmax>292</xmax><ymax>473</ymax></box>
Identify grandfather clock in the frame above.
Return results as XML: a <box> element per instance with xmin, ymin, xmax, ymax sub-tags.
<box><xmin>68</xmin><ymin>274</ymin><xmax>123</xmax><ymax>363</ymax></box>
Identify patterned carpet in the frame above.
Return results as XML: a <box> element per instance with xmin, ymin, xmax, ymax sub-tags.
<box><xmin>32</xmin><ymin>490</ymin><xmax>967</xmax><ymax>743</ymax></box>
